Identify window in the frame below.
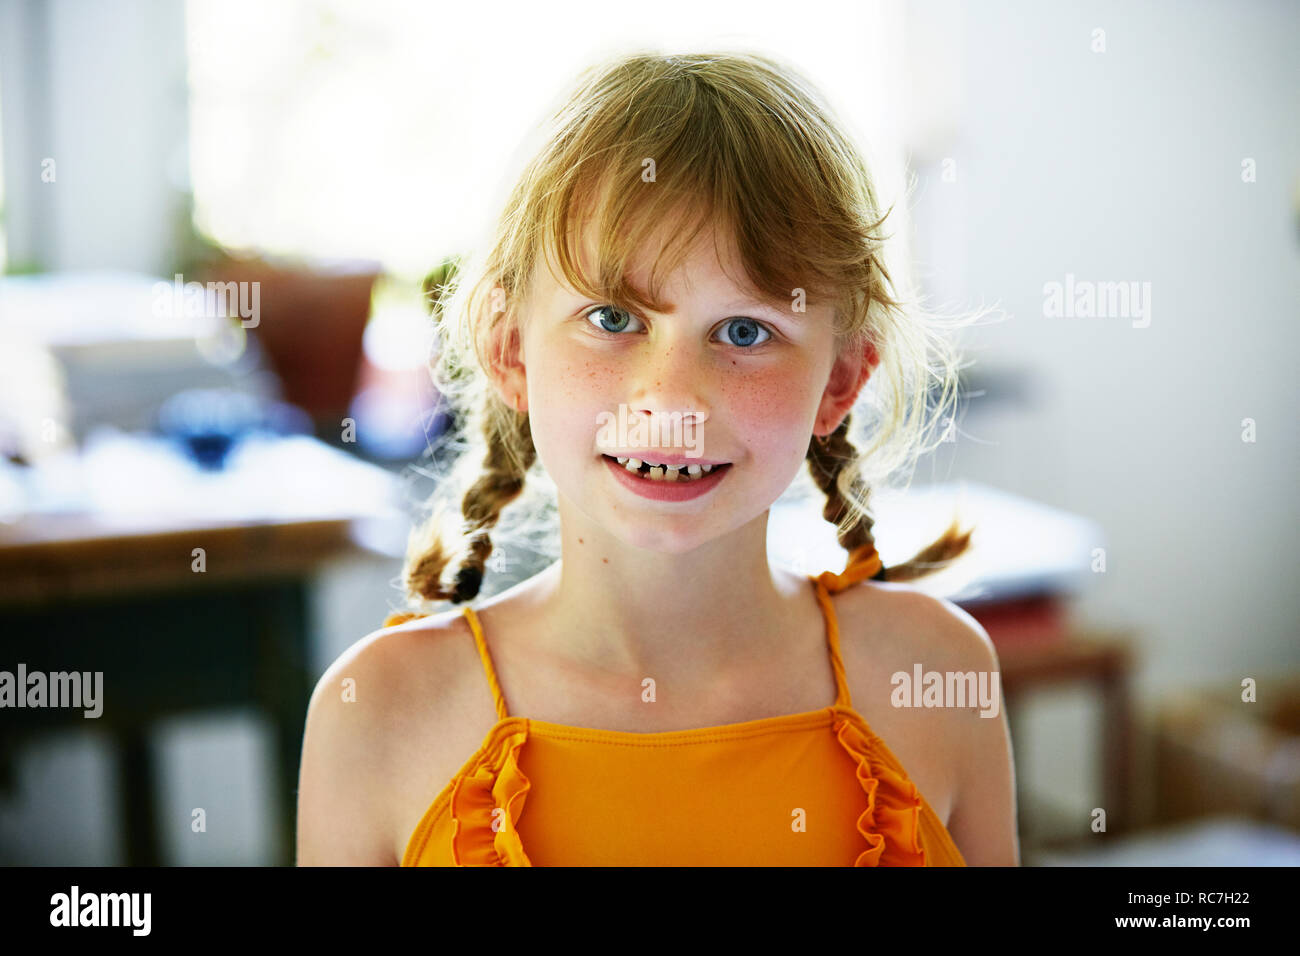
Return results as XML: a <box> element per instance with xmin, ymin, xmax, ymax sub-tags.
<box><xmin>185</xmin><ymin>0</ymin><xmax>911</xmax><ymax>285</ymax></box>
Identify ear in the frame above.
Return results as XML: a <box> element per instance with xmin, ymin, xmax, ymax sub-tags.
<box><xmin>812</xmin><ymin>340</ymin><xmax>880</xmax><ymax>437</ymax></box>
<box><xmin>482</xmin><ymin>286</ymin><xmax>529</xmax><ymax>412</ymax></box>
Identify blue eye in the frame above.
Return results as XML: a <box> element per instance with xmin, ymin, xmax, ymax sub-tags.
<box><xmin>585</xmin><ymin>305</ymin><xmax>642</xmax><ymax>334</ymax></box>
<box><xmin>717</xmin><ymin>317</ymin><xmax>771</xmax><ymax>347</ymax></box>
<box><xmin>587</xmin><ymin>303</ymin><xmax>769</xmax><ymax>348</ymax></box>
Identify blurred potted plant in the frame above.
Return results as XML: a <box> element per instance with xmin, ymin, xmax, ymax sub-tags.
<box><xmin>171</xmin><ymin>201</ymin><xmax>382</xmax><ymax>436</ymax></box>
<box><xmin>198</xmin><ymin>250</ymin><xmax>381</xmax><ymax>436</ymax></box>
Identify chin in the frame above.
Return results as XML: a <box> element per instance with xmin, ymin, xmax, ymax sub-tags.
<box><xmin>607</xmin><ymin>517</ymin><xmax>718</xmax><ymax>555</ymax></box>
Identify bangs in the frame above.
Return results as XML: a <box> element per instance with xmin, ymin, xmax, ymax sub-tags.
<box><xmin>518</xmin><ymin>55</ymin><xmax>878</xmax><ymax>325</ymax></box>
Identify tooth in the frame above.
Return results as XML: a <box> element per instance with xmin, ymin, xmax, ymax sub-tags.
<box><xmin>701</xmin><ymin>464</ymin><xmax>713</xmax><ymax>473</ymax></box>
<box><xmin>626</xmin><ymin>458</ymin><xmax>641</xmax><ymax>472</ymax></box>
<box><xmin>664</xmin><ymin>466</ymin><xmax>680</xmax><ymax>481</ymax></box>
<box><xmin>617</xmin><ymin>457</ymin><xmax>629</xmax><ymax>464</ymax></box>
<box><xmin>687</xmin><ymin>464</ymin><xmax>702</xmax><ymax>476</ymax></box>
<box><xmin>648</xmin><ymin>466</ymin><xmax>664</xmax><ymax>480</ymax></box>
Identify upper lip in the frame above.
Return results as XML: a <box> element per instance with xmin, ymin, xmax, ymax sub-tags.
<box><xmin>601</xmin><ymin>451</ymin><xmax>731</xmax><ymax>467</ymax></box>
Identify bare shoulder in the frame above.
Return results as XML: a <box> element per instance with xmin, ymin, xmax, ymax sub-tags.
<box><xmin>834</xmin><ymin>580</ymin><xmax>997</xmax><ymax>671</ymax></box>
<box><xmin>826</xmin><ymin>580</ymin><xmax>1015</xmax><ymax>856</ymax></box>
<box><xmin>296</xmin><ymin>607</ymin><xmax>487</xmax><ymax>866</ymax></box>
<box><xmin>827</xmin><ymin>583</ymin><xmax>978</xmax><ymax>772</ymax></box>
<box><xmin>834</xmin><ymin>582</ymin><xmax>1019</xmax><ymax>865</ymax></box>
<box><xmin>827</xmin><ymin>582</ymin><xmax>999</xmax><ymax>730</ymax></box>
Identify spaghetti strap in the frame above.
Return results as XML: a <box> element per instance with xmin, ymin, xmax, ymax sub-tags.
<box><xmin>808</xmin><ymin>545</ymin><xmax>885</xmax><ymax>710</ymax></box>
<box><xmin>816</xmin><ymin>545</ymin><xmax>885</xmax><ymax>593</ymax></box>
<box><xmin>462</xmin><ymin>606</ymin><xmax>511</xmax><ymax>721</ymax></box>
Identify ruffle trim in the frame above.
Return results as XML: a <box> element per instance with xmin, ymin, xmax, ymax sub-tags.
<box><xmin>833</xmin><ymin>712</ymin><xmax>927</xmax><ymax>866</ymax></box>
<box><xmin>441</xmin><ymin>711</ymin><xmax>925</xmax><ymax>866</ymax></box>
<box><xmin>448</xmin><ymin>726</ymin><xmax>533</xmax><ymax>866</ymax></box>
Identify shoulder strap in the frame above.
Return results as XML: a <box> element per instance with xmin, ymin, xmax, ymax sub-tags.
<box><xmin>382</xmin><ymin>610</ymin><xmax>428</xmax><ymax>627</ymax></box>
<box><xmin>461</xmin><ymin>606</ymin><xmax>511</xmax><ymax>721</ymax></box>
<box><xmin>808</xmin><ymin>546</ymin><xmax>884</xmax><ymax>710</ymax></box>
<box><xmin>817</xmin><ymin>544</ymin><xmax>885</xmax><ymax>593</ymax></box>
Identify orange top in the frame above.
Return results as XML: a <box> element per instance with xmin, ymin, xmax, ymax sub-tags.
<box><xmin>395</xmin><ymin>546</ymin><xmax>967</xmax><ymax>866</ymax></box>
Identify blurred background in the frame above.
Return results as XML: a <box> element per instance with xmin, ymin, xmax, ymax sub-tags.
<box><xmin>0</xmin><ymin>0</ymin><xmax>1296</xmax><ymax>866</ymax></box>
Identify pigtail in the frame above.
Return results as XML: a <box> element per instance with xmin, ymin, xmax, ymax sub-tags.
<box><xmin>806</xmin><ymin>415</ymin><xmax>973</xmax><ymax>582</ymax></box>
<box><xmin>402</xmin><ymin>394</ymin><xmax>537</xmax><ymax>606</ymax></box>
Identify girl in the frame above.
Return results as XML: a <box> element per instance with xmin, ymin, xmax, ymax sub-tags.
<box><xmin>298</xmin><ymin>49</ymin><xmax>1018</xmax><ymax>866</ymax></box>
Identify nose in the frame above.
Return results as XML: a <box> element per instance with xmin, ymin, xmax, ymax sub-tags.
<box><xmin>627</xmin><ymin>338</ymin><xmax>710</xmax><ymax>432</ymax></box>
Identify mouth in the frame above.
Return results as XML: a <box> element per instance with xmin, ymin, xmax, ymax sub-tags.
<box><xmin>600</xmin><ymin>454</ymin><xmax>732</xmax><ymax>501</ymax></box>
<box><xmin>600</xmin><ymin>454</ymin><xmax>730</xmax><ymax>483</ymax></box>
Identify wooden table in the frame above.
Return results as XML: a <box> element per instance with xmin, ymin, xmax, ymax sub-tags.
<box><xmin>0</xmin><ymin>432</ymin><xmax>401</xmax><ymax>866</ymax></box>
<box><xmin>957</xmin><ymin>592</ymin><xmax>1138</xmax><ymax>838</ymax></box>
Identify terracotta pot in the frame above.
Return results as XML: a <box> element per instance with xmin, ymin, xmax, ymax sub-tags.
<box><xmin>199</xmin><ymin>254</ymin><xmax>381</xmax><ymax>430</ymax></box>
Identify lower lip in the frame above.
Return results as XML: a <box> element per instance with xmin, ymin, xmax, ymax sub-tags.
<box><xmin>602</xmin><ymin>455</ymin><xmax>731</xmax><ymax>502</ymax></box>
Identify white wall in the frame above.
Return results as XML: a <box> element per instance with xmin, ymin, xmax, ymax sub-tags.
<box><xmin>906</xmin><ymin>0</ymin><xmax>1300</xmax><ymax>832</ymax></box>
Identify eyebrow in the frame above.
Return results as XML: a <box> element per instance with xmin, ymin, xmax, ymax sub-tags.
<box><xmin>719</xmin><ymin>297</ymin><xmax>799</xmax><ymax>317</ymax></box>
<box><xmin>641</xmin><ymin>296</ymin><xmax>792</xmax><ymax>314</ymax></box>
<box><xmin>563</xmin><ymin>285</ymin><xmax>796</xmax><ymax>318</ymax></box>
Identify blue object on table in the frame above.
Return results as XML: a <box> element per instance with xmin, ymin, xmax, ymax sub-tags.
<box><xmin>156</xmin><ymin>389</ymin><xmax>266</xmax><ymax>469</ymax></box>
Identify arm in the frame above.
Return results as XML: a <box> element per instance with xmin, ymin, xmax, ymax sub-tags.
<box><xmin>939</xmin><ymin>601</ymin><xmax>1020</xmax><ymax>866</ymax></box>
<box><xmin>296</xmin><ymin>635</ymin><xmax>400</xmax><ymax>866</ymax></box>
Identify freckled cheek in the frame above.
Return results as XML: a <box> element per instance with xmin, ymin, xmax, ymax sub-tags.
<box><xmin>717</xmin><ymin>364</ymin><xmax>816</xmax><ymax>463</ymax></box>
<box><xmin>532</xmin><ymin>347</ymin><xmax>617</xmax><ymax>404</ymax></box>
<box><xmin>717</xmin><ymin>364</ymin><xmax>819</xmax><ymax>438</ymax></box>
<box><xmin>527</xmin><ymin>342</ymin><xmax>623</xmax><ymax>456</ymax></box>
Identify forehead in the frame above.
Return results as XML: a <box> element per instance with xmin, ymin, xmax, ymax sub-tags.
<box><xmin>531</xmin><ymin>216</ymin><xmax>778</xmax><ymax>313</ymax></box>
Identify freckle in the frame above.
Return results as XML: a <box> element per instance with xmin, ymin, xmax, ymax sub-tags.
<box><xmin>602</xmin><ymin>557</ymin><xmax>609</xmax><ymax>564</ymax></box>
<box><xmin>578</xmin><ymin>537</ymin><xmax>584</xmax><ymax>544</ymax></box>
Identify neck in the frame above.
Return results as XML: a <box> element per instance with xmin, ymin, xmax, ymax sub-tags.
<box><xmin>526</xmin><ymin>496</ymin><xmax>805</xmax><ymax>679</ymax></box>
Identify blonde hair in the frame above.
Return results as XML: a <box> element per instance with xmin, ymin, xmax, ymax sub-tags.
<box><xmin>393</xmin><ymin>48</ymin><xmax>981</xmax><ymax>616</ymax></box>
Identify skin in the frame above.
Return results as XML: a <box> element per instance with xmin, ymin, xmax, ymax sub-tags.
<box><xmin>487</xmin><ymin>221</ymin><xmax>873</xmax><ymax>679</ymax></box>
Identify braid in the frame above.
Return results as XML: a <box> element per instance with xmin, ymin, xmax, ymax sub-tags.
<box><xmin>806</xmin><ymin>414</ymin><xmax>879</xmax><ymax>557</ymax></box>
<box><xmin>806</xmin><ymin>414</ymin><xmax>974</xmax><ymax>582</ymax></box>
<box><xmin>403</xmin><ymin>395</ymin><xmax>537</xmax><ymax>605</ymax></box>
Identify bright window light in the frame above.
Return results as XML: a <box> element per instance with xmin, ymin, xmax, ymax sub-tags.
<box><xmin>185</xmin><ymin>0</ymin><xmax>909</xmax><ymax>284</ymax></box>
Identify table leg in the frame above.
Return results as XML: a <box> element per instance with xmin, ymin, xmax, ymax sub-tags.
<box><xmin>253</xmin><ymin>581</ymin><xmax>314</xmax><ymax>866</ymax></box>
<box><xmin>1004</xmin><ymin>695</ymin><xmax>1033</xmax><ymax>847</ymax></box>
<box><xmin>120</xmin><ymin>726</ymin><xmax>161</xmax><ymax>866</ymax></box>
<box><xmin>1101</xmin><ymin>671</ymin><xmax>1133</xmax><ymax>836</ymax></box>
